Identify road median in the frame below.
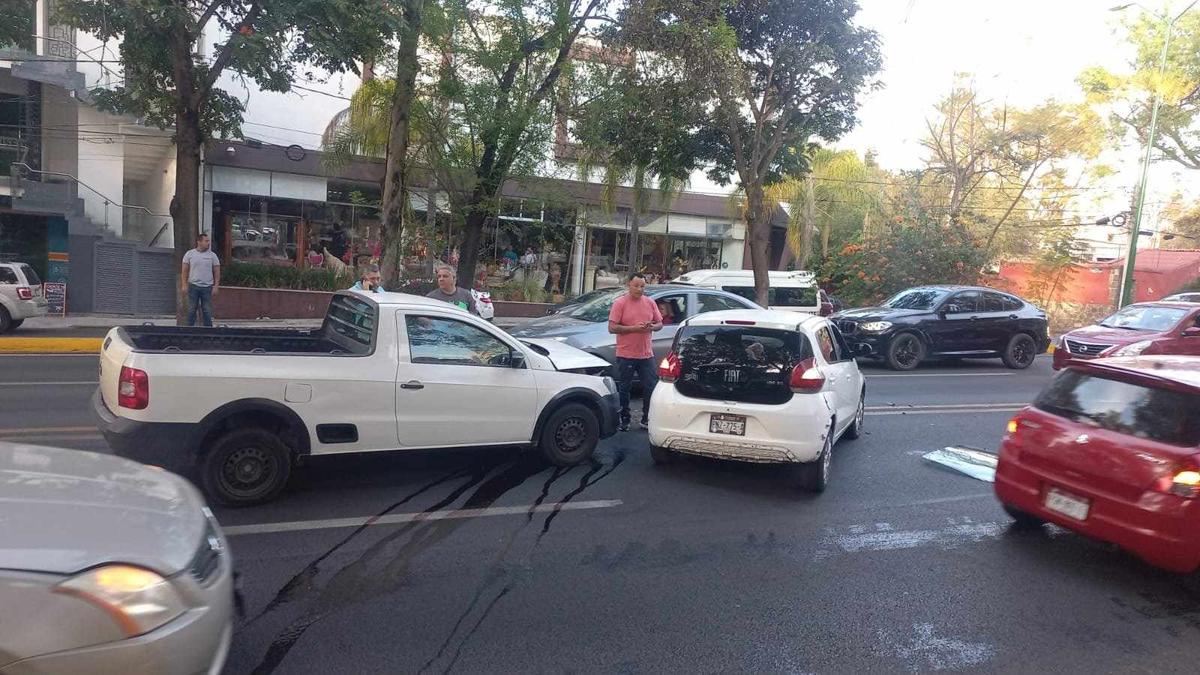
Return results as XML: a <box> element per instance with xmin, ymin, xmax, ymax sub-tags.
<box><xmin>0</xmin><ymin>337</ymin><xmax>104</xmax><ymax>354</ymax></box>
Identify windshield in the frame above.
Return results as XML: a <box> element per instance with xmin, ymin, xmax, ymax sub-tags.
<box><xmin>567</xmin><ymin>290</ymin><xmax>625</xmax><ymax>322</ymax></box>
<box><xmin>1099</xmin><ymin>305</ymin><xmax>1188</xmax><ymax>332</ymax></box>
<box><xmin>18</xmin><ymin>264</ymin><xmax>41</xmax><ymax>286</ymax></box>
<box><xmin>883</xmin><ymin>288</ymin><xmax>950</xmax><ymax>310</ymax></box>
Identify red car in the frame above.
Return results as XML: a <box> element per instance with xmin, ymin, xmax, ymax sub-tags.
<box><xmin>995</xmin><ymin>356</ymin><xmax>1200</xmax><ymax>572</ymax></box>
<box><xmin>1053</xmin><ymin>302</ymin><xmax>1200</xmax><ymax>370</ymax></box>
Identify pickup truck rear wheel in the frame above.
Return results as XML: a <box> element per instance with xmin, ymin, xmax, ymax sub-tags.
<box><xmin>200</xmin><ymin>428</ymin><xmax>292</xmax><ymax>506</ymax></box>
<box><xmin>539</xmin><ymin>403</ymin><xmax>599</xmax><ymax>466</ymax></box>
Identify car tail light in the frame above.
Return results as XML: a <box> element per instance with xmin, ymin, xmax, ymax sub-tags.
<box><xmin>1154</xmin><ymin>468</ymin><xmax>1200</xmax><ymax>499</ymax></box>
<box><xmin>118</xmin><ymin>366</ymin><xmax>149</xmax><ymax>410</ymax></box>
<box><xmin>789</xmin><ymin>357</ymin><xmax>825</xmax><ymax>393</ymax></box>
<box><xmin>658</xmin><ymin>351</ymin><xmax>681</xmax><ymax>383</ymax></box>
<box><xmin>16</xmin><ymin>286</ymin><xmax>33</xmax><ymax>300</ymax></box>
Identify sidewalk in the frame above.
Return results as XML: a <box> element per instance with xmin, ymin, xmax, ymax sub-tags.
<box><xmin>1</xmin><ymin>314</ymin><xmax>539</xmax><ymax>353</ymax></box>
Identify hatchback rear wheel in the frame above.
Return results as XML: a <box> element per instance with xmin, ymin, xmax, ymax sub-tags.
<box><xmin>795</xmin><ymin>428</ymin><xmax>834</xmax><ymax>492</ymax></box>
<box><xmin>1002</xmin><ymin>503</ymin><xmax>1045</xmax><ymax>528</ymax></box>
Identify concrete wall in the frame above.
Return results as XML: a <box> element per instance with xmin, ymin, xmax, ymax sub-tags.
<box><xmin>39</xmin><ymin>86</ymin><xmax>78</xmax><ymax>178</ymax></box>
<box><xmin>76</xmin><ymin>105</ymin><xmax>124</xmax><ymax>235</ymax></box>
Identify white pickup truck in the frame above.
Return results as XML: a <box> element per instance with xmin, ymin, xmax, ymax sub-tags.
<box><xmin>93</xmin><ymin>292</ymin><xmax>619</xmax><ymax>505</ymax></box>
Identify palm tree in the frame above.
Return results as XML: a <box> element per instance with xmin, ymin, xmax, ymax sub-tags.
<box><xmin>764</xmin><ymin>149</ymin><xmax>883</xmax><ymax>269</ymax></box>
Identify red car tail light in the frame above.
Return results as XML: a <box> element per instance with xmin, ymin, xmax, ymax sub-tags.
<box><xmin>1154</xmin><ymin>468</ymin><xmax>1200</xmax><ymax>499</ymax></box>
<box><xmin>16</xmin><ymin>286</ymin><xmax>33</xmax><ymax>300</ymax></box>
<box><xmin>789</xmin><ymin>357</ymin><xmax>825</xmax><ymax>393</ymax></box>
<box><xmin>118</xmin><ymin>366</ymin><xmax>149</xmax><ymax>410</ymax></box>
<box><xmin>658</xmin><ymin>352</ymin><xmax>681</xmax><ymax>383</ymax></box>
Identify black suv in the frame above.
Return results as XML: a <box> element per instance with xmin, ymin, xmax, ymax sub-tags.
<box><xmin>833</xmin><ymin>286</ymin><xmax>1050</xmax><ymax>371</ymax></box>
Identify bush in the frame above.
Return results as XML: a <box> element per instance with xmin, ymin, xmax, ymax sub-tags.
<box><xmin>222</xmin><ymin>262</ymin><xmax>352</xmax><ymax>291</ymax></box>
<box><xmin>818</xmin><ymin>222</ymin><xmax>988</xmax><ymax>306</ymax></box>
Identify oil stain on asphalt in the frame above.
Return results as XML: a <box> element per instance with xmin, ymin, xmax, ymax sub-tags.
<box><xmin>246</xmin><ymin>447</ymin><xmax>627</xmax><ymax>675</ymax></box>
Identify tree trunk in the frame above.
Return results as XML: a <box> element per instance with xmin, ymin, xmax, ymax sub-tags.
<box><xmin>378</xmin><ymin>0</ymin><xmax>423</xmax><ymax>284</ymax></box>
<box><xmin>745</xmin><ymin>185</ymin><xmax>771</xmax><ymax>307</ymax></box>
<box><xmin>797</xmin><ymin>176</ymin><xmax>816</xmax><ymax>271</ymax></box>
<box><xmin>627</xmin><ymin>208</ymin><xmax>641</xmax><ymax>275</ymax></box>
<box><xmin>457</xmin><ymin>202</ymin><xmax>488</xmax><ymax>289</ymax></box>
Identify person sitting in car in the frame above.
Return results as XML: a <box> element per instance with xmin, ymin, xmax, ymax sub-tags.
<box><xmin>657</xmin><ymin>300</ymin><xmax>676</xmax><ymax>325</ymax></box>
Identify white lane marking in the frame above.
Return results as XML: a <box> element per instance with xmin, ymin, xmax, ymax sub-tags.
<box><xmin>0</xmin><ymin>381</ymin><xmax>98</xmax><ymax>386</ymax></box>
<box><xmin>867</xmin><ymin>404</ymin><xmax>1023</xmax><ymax>416</ymax></box>
<box><xmin>223</xmin><ymin>499</ymin><xmax>623</xmax><ymax>536</ymax></box>
<box><xmin>881</xmin><ymin>623</ymin><xmax>997</xmax><ymax>672</ymax></box>
<box><xmin>865</xmin><ymin>372</ymin><xmax>1016</xmax><ymax>378</ymax></box>
<box><xmin>0</xmin><ymin>353</ymin><xmax>99</xmax><ymax>358</ymax></box>
<box><xmin>817</xmin><ymin>518</ymin><xmax>1064</xmax><ymax>559</ymax></box>
<box><xmin>0</xmin><ymin>426</ymin><xmax>98</xmax><ymax>436</ymax></box>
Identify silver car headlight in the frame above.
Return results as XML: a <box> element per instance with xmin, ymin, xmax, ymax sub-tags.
<box><xmin>1109</xmin><ymin>340</ymin><xmax>1153</xmax><ymax>357</ymax></box>
<box><xmin>56</xmin><ymin>564</ymin><xmax>187</xmax><ymax>637</ymax></box>
<box><xmin>860</xmin><ymin>321</ymin><xmax>893</xmax><ymax>333</ymax></box>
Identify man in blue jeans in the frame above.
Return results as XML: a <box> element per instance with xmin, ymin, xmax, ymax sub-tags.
<box><xmin>181</xmin><ymin>233</ymin><xmax>221</xmax><ymax>327</ymax></box>
<box><xmin>608</xmin><ymin>274</ymin><xmax>664</xmax><ymax>431</ymax></box>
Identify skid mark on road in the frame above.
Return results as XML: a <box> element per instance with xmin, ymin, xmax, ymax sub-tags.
<box><xmin>249</xmin><ymin>449</ymin><xmax>626</xmax><ymax>674</ymax></box>
<box><xmin>879</xmin><ymin>623</ymin><xmax>996</xmax><ymax>672</ymax></box>
<box><xmin>421</xmin><ymin>450</ymin><xmax>626</xmax><ymax>674</ymax></box>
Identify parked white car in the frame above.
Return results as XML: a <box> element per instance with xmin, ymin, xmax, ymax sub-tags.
<box><xmin>0</xmin><ymin>441</ymin><xmax>234</xmax><ymax>674</ymax></box>
<box><xmin>0</xmin><ymin>262</ymin><xmax>48</xmax><ymax>332</ymax></box>
<box><xmin>648</xmin><ymin>309</ymin><xmax>865</xmax><ymax>491</ymax></box>
<box><xmin>93</xmin><ymin>292</ymin><xmax>618</xmax><ymax>505</ymax></box>
<box><xmin>671</xmin><ymin>269</ymin><xmax>829</xmax><ymax>315</ymax></box>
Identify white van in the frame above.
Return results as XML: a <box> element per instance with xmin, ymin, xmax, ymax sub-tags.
<box><xmin>671</xmin><ymin>269</ymin><xmax>830</xmax><ymax>315</ymax></box>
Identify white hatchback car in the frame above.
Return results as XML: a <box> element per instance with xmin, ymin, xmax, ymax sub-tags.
<box><xmin>0</xmin><ymin>262</ymin><xmax>48</xmax><ymax>332</ymax></box>
<box><xmin>647</xmin><ymin>309</ymin><xmax>865</xmax><ymax>491</ymax></box>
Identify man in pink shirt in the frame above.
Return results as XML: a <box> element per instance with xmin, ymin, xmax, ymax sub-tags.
<box><xmin>608</xmin><ymin>273</ymin><xmax>664</xmax><ymax>431</ymax></box>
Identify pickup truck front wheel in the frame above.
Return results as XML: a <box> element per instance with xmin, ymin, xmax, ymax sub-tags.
<box><xmin>539</xmin><ymin>403</ymin><xmax>599</xmax><ymax>466</ymax></box>
<box><xmin>200</xmin><ymin>428</ymin><xmax>293</xmax><ymax>506</ymax></box>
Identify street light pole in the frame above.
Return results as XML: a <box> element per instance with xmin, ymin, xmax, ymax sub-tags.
<box><xmin>1114</xmin><ymin>0</ymin><xmax>1198</xmax><ymax>306</ymax></box>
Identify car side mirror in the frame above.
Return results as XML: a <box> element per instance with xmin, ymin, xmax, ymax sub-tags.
<box><xmin>1184</xmin><ymin>327</ymin><xmax>1200</xmax><ymax>338</ymax></box>
<box><xmin>510</xmin><ymin>352</ymin><xmax>526</xmax><ymax>368</ymax></box>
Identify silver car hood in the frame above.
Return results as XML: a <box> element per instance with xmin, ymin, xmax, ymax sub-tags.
<box><xmin>520</xmin><ymin>338</ymin><xmax>610</xmax><ymax>371</ymax></box>
<box><xmin>0</xmin><ymin>443</ymin><xmax>206</xmax><ymax>576</ymax></box>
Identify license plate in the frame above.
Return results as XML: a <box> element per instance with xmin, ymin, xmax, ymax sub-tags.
<box><xmin>710</xmin><ymin>413</ymin><xmax>746</xmax><ymax>436</ymax></box>
<box><xmin>1044</xmin><ymin>487</ymin><xmax>1090</xmax><ymax>521</ymax></box>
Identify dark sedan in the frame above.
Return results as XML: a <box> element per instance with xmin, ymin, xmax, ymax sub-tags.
<box><xmin>833</xmin><ymin>286</ymin><xmax>1050</xmax><ymax>371</ymax></box>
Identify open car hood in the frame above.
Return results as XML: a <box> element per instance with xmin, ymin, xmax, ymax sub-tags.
<box><xmin>520</xmin><ymin>338</ymin><xmax>610</xmax><ymax>373</ymax></box>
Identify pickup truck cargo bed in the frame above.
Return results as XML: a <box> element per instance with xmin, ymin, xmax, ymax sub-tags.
<box><xmin>119</xmin><ymin>326</ymin><xmax>353</xmax><ymax>354</ymax></box>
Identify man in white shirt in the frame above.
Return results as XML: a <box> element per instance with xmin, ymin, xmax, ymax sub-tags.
<box><xmin>181</xmin><ymin>234</ymin><xmax>221</xmax><ymax>327</ymax></box>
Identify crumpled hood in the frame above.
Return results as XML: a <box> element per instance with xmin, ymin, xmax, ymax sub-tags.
<box><xmin>508</xmin><ymin>314</ymin><xmax>597</xmax><ymax>339</ymax></box>
<box><xmin>0</xmin><ymin>443</ymin><xmax>206</xmax><ymax>576</ymax></box>
<box><xmin>519</xmin><ymin>338</ymin><xmax>610</xmax><ymax>371</ymax></box>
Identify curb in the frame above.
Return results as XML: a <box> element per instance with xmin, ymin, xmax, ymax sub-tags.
<box><xmin>0</xmin><ymin>338</ymin><xmax>104</xmax><ymax>354</ymax></box>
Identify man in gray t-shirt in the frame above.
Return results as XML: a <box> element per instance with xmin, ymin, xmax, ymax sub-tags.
<box><xmin>181</xmin><ymin>233</ymin><xmax>221</xmax><ymax>327</ymax></box>
<box><xmin>426</xmin><ymin>265</ymin><xmax>479</xmax><ymax>316</ymax></box>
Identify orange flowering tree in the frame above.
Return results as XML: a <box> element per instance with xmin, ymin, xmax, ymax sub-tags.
<box><xmin>818</xmin><ymin>218</ymin><xmax>987</xmax><ymax>305</ymax></box>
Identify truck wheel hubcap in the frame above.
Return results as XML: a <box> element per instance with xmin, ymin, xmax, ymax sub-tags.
<box><xmin>556</xmin><ymin>418</ymin><xmax>587</xmax><ymax>450</ymax></box>
<box><xmin>223</xmin><ymin>447</ymin><xmax>271</xmax><ymax>493</ymax></box>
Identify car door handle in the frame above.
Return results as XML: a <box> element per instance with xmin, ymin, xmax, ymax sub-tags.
<box><xmin>1009</xmin><ymin>315</ymin><xmax>1018</xmax><ymax>320</ymax></box>
<box><xmin>400</xmin><ymin>381</ymin><xmax>424</xmax><ymax>390</ymax></box>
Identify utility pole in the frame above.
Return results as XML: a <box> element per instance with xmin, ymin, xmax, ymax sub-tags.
<box><xmin>1112</xmin><ymin>0</ymin><xmax>1199</xmax><ymax>306</ymax></box>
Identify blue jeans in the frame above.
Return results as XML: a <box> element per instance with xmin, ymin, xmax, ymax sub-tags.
<box><xmin>616</xmin><ymin>357</ymin><xmax>658</xmax><ymax>422</ymax></box>
<box><xmin>187</xmin><ymin>284</ymin><xmax>214</xmax><ymax>327</ymax></box>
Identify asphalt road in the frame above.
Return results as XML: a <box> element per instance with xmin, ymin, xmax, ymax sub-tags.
<box><xmin>3</xmin><ymin>354</ymin><xmax>1199</xmax><ymax>674</ymax></box>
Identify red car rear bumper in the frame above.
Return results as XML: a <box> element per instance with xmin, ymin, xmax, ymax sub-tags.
<box><xmin>995</xmin><ymin>453</ymin><xmax>1200</xmax><ymax>573</ymax></box>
